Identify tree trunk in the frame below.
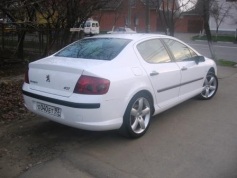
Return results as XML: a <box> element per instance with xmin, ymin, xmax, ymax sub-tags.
<box><xmin>215</xmin><ymin>26</ymin><xmax>219</xmax><ymax>41</ymax></box>
<box><xmin>204</xmin><ymin>22</ymin><xmax>217</xmax><ymax>61</ymax></box>
<box><xmin>203</xmin><ymin>17</ymin><xmax>212</xmax><ymax>41</ymax></box>
<box><xmin>17</xmin><ymin>30</ymin><xmax>26</xmax><ymax>60</ymax></box>
<box><xmin>1</xmin><ymin>23</ymin><xmax>5</xmax><ymax>50</ymax></box>
<box><xmin>169</xmin><ymin>20</ymin><xmax>175</xmax><ymax>36</ymax></box>
<box><xmin>203</xmin><ymin>0</ymin><xmax>216</xmax><ymax>61</ymax></box>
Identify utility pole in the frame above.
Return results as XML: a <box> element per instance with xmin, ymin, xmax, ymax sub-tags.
<box><xmin>146</xmin><ymin>0</ymin><xmax>150</xmax><ymax>33</ymax></box>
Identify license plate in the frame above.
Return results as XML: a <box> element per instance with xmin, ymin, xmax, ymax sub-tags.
<box><xmin>36</xmin><ymin>102</ymin><xmax>61</xmax><ymax>117</ymax></box>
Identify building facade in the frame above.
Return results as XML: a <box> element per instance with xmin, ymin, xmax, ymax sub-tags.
<box><xmin>91</xmin><ymin>0</ymin><xmax>203</xmax><ymax>34</ymax></box>
<box><xmin>93</xmin><ymin>0</ymin><xmax>157</xmax><ymax>33</ymax></box>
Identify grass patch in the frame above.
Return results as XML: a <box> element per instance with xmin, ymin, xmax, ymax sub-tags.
<box><xmin>217</xmin><ymin>59</ymin><xmax>237</xmax><ymax>67</ymax></box>
<box><xmin>192</xmin><ymin>35</ymin><xmax>236</xmax><ymax>42</ymax></box>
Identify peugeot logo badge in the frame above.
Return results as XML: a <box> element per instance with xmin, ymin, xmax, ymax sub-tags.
<box><xmin>46</xmin><ymin>75</ymin><xmax>50</xmax><ymax>82</ymax></box>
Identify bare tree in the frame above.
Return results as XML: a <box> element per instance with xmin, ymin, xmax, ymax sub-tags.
<box><xmin>196</xmin><ymin>0</ymin><xmax>217</xmax><ymax>61</ymax></box>
<box><xmin>199</xmin><ymin>0</ymin><xmax>237</xmax><ymax>60</ymax></box>
<box><xmin>34</xmin><ymin>0</ymin><xmax>69</xmax><ymax>55</ymax></box>
<box><xmin>112</xmin><ymin>0</ymin><xmax>124</xmax><ymax>29</ymax></box>
<box><xmin>151</xmin><ymin>0</ymin><xmax>197</xmax><ymax>36</ymax></box>
<box><xmin>0</xmin><ymin>0</ymin><xmax>111</xmax><ymax>58</ymax></box>
<box><xmin>38</xmin><ymin>0</ymin><xmax>110</xmax><ymax>50</ymax></box>
<box><xmin>233</xmin><ymin>3</ymin><xmax>237</xmax><ymax>42</ymax></box>
<box><xmin>210</xmin><ymin>0</ymin><xmax>232</xmax><ymax>39</ymax></box>
<box><xmin>0</xmin><ymin>0</ymin><xmax>38</xmax><ymax>60</ymax></box>
<box><xmin>96</xmin><ymin>0</ymin><xmax>124</xmax><ymax>31</ymax></box>
<box><xmin>233</xmin><ymin>3</ymin><xmax>237</xmax><ymax>24</ymax></box>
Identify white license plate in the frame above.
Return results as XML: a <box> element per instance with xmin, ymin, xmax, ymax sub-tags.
<box><xmin>36</xmin><ymin>102</ymin><xmax>62</xmax><ymax>117</ymax></box>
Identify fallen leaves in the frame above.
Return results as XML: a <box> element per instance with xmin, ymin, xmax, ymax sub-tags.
<box><xmin>0</xmin><ymin>80</ymin><xmax>29</xmax><ymax>122</ymax></box>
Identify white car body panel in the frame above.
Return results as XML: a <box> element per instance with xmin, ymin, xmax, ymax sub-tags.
<box><xmin>176</xmin><ymin>60</ymin><xmax>207</xmax><ymax>96</ymax></box>
<box><xmin>22</xmin><ymin>34</ymin><xmax>217</xmax><ymax>131</ymax></box>
<box><xmin>134</xmin><ymin>52</ymin><xmax>182</xmax><ymax>108</ymax></box>
<box><xmin>29</xmin><ymin>56</ymin><xmax>108</xmax><ymax>97</ymax></box>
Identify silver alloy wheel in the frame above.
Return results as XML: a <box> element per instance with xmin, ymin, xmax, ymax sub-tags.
<box><xmin>201</xmin><ymin>73</ymin><xmax>218</xmax><ymax>99</ymax></box>
<box><xmin>130</xmin><ymin>97</ymin><xmax>151</xmax><ymax>134</ymax></box>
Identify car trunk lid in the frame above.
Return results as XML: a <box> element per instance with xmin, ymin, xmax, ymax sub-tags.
<box><xmin>28</xmin><ymin>56</ymin><xmax>106</xmax><ymax>97</ymax></box>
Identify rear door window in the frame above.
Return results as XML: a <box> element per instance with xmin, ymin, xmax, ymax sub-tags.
<box><xmin>137</xmin><ymin>39</ymin><xmax>172</xmax><ymax>63</ymax></box>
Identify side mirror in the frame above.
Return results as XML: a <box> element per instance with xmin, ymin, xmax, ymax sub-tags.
<box><xmin>194</xmin><ymin>56</ymin><xmax>205</xmax><ymax>64</ymax></box>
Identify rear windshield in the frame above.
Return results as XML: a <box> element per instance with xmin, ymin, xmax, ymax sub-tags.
<box><xmin>85</xmin><ymin>22</ymin><xmax>91</xmax><ymax>27</ymax></box>
<box><xmin>55</xmin><ymin>38</ymin><xmax>131</xmax><ymax>60</ymax></box>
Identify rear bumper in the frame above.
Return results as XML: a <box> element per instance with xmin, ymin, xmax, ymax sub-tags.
<box><xmin>23</xmin><ymin>90</ymin><xmax>100</xmax><ymax>109</ymax></box>
<box><xmin>22</xmin><ymin>89</ymin><xmax>123</xmax><ymax>131</ymax></box>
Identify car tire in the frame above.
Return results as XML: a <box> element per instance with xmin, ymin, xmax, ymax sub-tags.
<box><xmin>119</xmin><ymin>92</ymin><xmax>152</xmax><ymax>138</ymax></box>
<box><xmin>198</xmin><ymin>72</ymin><xmax>218</xmax><ymax>100</ymax></box>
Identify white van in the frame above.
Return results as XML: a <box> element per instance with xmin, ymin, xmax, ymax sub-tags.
<box><xmin>83</xmin><ymin>20</ymin><xmax>100</xmax><ymax>35</ymax></box>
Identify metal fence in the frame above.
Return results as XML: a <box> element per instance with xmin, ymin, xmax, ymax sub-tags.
<box><xmin>0</xmin><ymin>24</ymin><xmax>83</xmax><ymax>61</ymax></box>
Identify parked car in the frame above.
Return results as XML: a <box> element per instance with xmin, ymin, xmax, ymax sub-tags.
<box><xmin>22</xmin><ymin>34</ymin><xmax>218</xmax><ymax>138</ymax></box>
<box><xmin>83</xmin><ymin>19</ymin><xmax>100</xmax><ymax>35</ymax></box>
<box><xmin>107</xmin><ymin>27</ymin><xmax>137</xmax><ymax>34</ymax></box>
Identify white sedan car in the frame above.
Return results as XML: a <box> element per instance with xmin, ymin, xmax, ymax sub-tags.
<box><xmin>22</xmin><ymin>34</ymin><xmax>218</xmax><ymax>138</ymax></box>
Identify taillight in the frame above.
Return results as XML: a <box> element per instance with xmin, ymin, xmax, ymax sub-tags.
<box><xmin>74</xmin><ymin>75</ymin><xmax>110</xmax><ymax>95</ymax></box>
<box><xmin>24</xmin><ymin>68</ymin><xmax>29</xmax><ymax>84</ymax></box>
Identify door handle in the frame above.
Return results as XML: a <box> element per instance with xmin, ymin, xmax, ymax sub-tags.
<box><xmin>181</xmin><ymin>67</ymin><xmax>188</xmax><ymax>71</ymax></box>
<box><xmin>150</xmin><ymin>71</ymin><xmax>159</xmax><ymax>76</ymax></box>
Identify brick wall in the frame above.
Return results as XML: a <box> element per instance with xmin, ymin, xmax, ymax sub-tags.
<box><xmin>94</xmin><ymin>0</ymin><xmax>159</xmax><ymax>33</ymax></box>
<box><xmin>93</xmin><ymin>0</ymin><xmax>202</xmax><ymax>33</ymax></box>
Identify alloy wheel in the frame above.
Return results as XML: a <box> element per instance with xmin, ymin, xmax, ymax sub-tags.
<box><xmin>201</xmin><ymin>73</ymin><xmax>218</xmax><ymax>99</ymax></box>
<box><xmin>129</xmin><ymin>97</ymin><xmax>151</xmax><ymax>134</ymax></box>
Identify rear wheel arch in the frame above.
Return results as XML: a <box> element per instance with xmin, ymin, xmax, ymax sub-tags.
<box><xmin>130</xmin><ymin>90</ymin><xmax>155</xmax><ymax>115</ymax></box>
<box><xmin>119</xmin><ymin>90</ymin><xmax>155</xmax><ymax>138</ymax></box>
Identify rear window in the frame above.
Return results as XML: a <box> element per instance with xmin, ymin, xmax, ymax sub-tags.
<box><xmin>55</xmin><ymin>38</ymin><xmax>131</xmax><ymax>60</ymax></box>
<box><xmin>85</xmin><ymin>22</ymin><xmax>91</xmax><ymax>27</ymax></box>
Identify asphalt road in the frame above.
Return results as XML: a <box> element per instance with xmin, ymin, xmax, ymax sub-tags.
<box><xmin>174</xmin><ymin>33</ymin><xmax>237</xmax><ymax>63</ymax></box>
<box><xmin>189</xmin><ymin>42</ymin><xmax>237</xmax><ymax>62</ymax></box>
<box><xmin>18</xmin><ymin>66</ymin><xmax>237</xmax><ymax>178</ymax></box>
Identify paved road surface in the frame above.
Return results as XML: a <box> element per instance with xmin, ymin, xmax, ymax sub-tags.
<box><xmin>189</xmin><ymin>43</ymin><xmax>237</xmax><ymax>62</ymax></box>
<box><xmin>175</xmin><ymin>33</ymin><xmax>237</xmax><ymax>62</ymax></box>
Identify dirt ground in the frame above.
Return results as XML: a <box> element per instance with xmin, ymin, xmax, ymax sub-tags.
<box><xmin>0</xmin><ymin>63</ymin><xmax>68</xmax><ymax>178</ymax></box>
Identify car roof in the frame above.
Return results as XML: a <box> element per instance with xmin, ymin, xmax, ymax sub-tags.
<box><xmin>88</xmin><ymin>33</ymin><xmax>175</xmax><ymax>42</ymax></box>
